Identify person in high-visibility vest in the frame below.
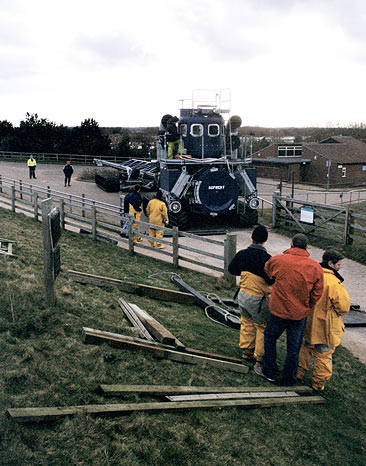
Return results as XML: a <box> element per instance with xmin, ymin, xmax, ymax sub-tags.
<box><xmin>27</xmin><ymin>155</ymin><xmax>37</xmax><ymax>179</ymax></box>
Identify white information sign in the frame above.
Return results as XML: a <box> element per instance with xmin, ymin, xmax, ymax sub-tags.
<box><xmin>300</xmin><ymin>207</ymin><xmax>314</xmax><ymax>224</ymax></box>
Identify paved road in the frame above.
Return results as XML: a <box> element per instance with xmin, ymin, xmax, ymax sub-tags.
<box><xmin>1</xmin><ymin>160</ymin><xmax>365</xmax><ymax>363</ymax></box>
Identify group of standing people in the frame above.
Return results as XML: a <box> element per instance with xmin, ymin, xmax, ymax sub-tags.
<box><xmin>26</xmin><ymin>156</ymin><xmax>74</xmax><ymax>187</ymax></box>
<box><xmin>229</xmin><ymin>226</ymin><xmax>350</xmax><ymax>391</ymax></box>
<box><xmin>123</xmin><ymin>185</ymin><xmax>169</xmax><ymax>249</ymax></box>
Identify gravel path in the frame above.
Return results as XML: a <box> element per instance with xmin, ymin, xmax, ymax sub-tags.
<box><xmin>1</xmin><ymin>160</ymin><xmax>365</xmax><ymax>364</ymax></box>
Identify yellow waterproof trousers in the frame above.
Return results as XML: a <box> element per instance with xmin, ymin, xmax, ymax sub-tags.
<box><xmin>239</xmin><ymin>316</ymin><xmax>266</xmax><ymax>364</ymax></box>
<box><xmin>130</xmin><ymin>208</ymin><xmax>142</xmax><ymax>242</ymax></box>
<box><xmin>149</xmin><ymin>228</ymin><xmax>163</xmax><ymax>247</ymax></box>
<box><xmin>168</xmin><ymin>139</ymin><xmax>184</xmax><ymax>159</ymax></box>
<box><xmin>297</xmin><ymin>343</ymin><xmax>335</xmax><ymax>391</ymax></box>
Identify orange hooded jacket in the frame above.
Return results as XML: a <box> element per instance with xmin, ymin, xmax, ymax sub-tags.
<box><xmin>264</xmin><ymin>247</ymin><xmax>324</xmax><ymax>320</ymax></box>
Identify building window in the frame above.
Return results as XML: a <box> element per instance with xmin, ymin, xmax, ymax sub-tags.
<box><xmin>190</xmin><ymin>124</ymin><xmax>203</xmax><ymax>137</ymax></box>
<box><xmin>278</xmin><ymin>146</ymin><xmax>302</xmax><ymax>157</ymax></box>
<box><xmin>342</xmin><ymin>167</ymin><xmax>347</xmax><ymax>178</ymax></box>
<box><xmin>362</xmin><ymin>166</ymin><xmax>366</xmax><ymax>171</ymax></box>
<box><xmin>208</xmin><ymin>124</ymin><xmax>220</xmax><ymax>136</ymax></box>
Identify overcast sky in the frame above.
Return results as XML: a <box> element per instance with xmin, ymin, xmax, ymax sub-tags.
<box><xmin>1</xmin><ymin>0</ymin><xmax>366</xmax><ymax>128</ymax></box>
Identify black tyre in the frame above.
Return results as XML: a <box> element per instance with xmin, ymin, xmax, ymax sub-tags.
<box><xmin>95</xmin><ymin>174</ymin><xmax>120</xmax><ymax>192</ymax></box>
<box><xmin>168</xmin><ymin>210</ymin><xmax>189</xmax><ymax>230</ymax></box>
<box><xmin>239</xmin><ymin>207</ymin><xmax>258</xmax><ymax>227</ymax></box>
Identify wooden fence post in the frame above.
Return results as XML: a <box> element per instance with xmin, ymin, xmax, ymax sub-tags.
<box><xmin>0</xmin><ymin>174</ymin><xmax>2</xmax><ymax>193</ymax></box>
<box><xmin>42</xmin><ymin>198</ymin><xmax>56</xmax><ymax>306</ymax></box>
<box><xmin>172</xmin><ymin>226</ymin><xmax>179</xmax><ymax>268</ymax></box>
<box><xmin>34</xmin><ymin>193</ymin><xmax>39</xmax><ymax>220</ymax></box>
<box><xmin>343</xmin><ymin>206</ymin><xmax>352</xmax><ymax>246</ymax></box>
<box><xmin>59</xmin><ymin>199</ymin><xmax>65</xmax><ymax>230</ymax></box>
<box><xmin>91</xmin><ymin>205</ymin><xmax>97</xmax><ymax>240</ymax></box>
<box><xmin>19</xmin><ymin>180</ymin><xmax>23</xmax><ymax>200</ymax></box>
<box><xmin>82</xmin><ymin>193</ymin><xmax>85</xmax><ymax>218</ymax></box>
<box><xmin>11</xmin><ymin>185</ymin><xmax>15</xmax><ymax>212</ymax></box>
<box><xmin>128</xmin><ymin>214</ymin><xmax>134</xmax><ymax>255</ymax></box>
<box><xmin>272</xmin><ymin>191</ymin><xmax>279</xmax><ymax>228</ymax></box>
<box><xmin>224</xmin><ymin>232</ymin><xmax>237</xmax><ymax>285</ymax></box>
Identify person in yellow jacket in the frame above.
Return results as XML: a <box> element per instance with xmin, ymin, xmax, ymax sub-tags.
<box><xmin>146</xmin><ymin>190</ymin><xmax>169</xmax><ymax>249</ymax></box>
<box><xmin>228</xmin><ymin>225</ymin><xmax>273</xmax><ymax>372</ymax></box>
<box><xmin>27</xmin><ymin>155</ymin><xmax>37</xmax><ymax>179</ymax></box>
<box><xmin>297</xmin><ymin>249</ymin><xmax>350</xmax><ymax>391</ymax></box>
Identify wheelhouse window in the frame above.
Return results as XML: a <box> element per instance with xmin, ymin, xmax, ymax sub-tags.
<box><xmin>208</xmin><ymin>124</ymin><xmax>220</xmax><ymax>136</ymax></box>
<box><xmin>278</xmin><ymin>145</ymin><xmax>302</xmax><ymax>157</ymax></box>
<box><xmin>190</xmin><ymin>124</ymin><xmax>203</xmax><ymax>137</ymax></box>
<box><xmin>179</xmin><ymin>123</ymin><xmax>187</xmax><ymax>137</ymax></box>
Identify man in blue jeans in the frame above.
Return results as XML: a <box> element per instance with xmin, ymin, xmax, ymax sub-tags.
<box><xmin>255</xmin><ymin>233</ymin><xmax>324</xmax><ymax>386</ymax></box>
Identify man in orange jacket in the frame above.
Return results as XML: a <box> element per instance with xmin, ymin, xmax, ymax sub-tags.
<box><xmin>256</xmin><ymin>233</ymin><xmax>324</xmax><ymax>386</ymax></box>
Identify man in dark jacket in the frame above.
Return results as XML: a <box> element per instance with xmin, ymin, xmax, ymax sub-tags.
<box><xmin>166</xmin><ymin>116</ymin><xmax>183</xmax><ymax>159</ymax></box>
<box><xmin>124</xmin><ymin>185</ymin><xmax>143</xmax><ymax>243</ymax></box>
<box><xmin>63</xmin><ymin>161</ymin><xmax>74</xmax><ymax>187</ymax></box>
<box><xmin>229</xmin><ymin>225</ymin><xmax>273</xmax><ymax>370</ymax></box>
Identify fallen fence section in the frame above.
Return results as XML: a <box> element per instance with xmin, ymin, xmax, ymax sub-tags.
<box><xmin>66</xmin><ymin>270</ymin><xmax>195</xmax><ymax>304</ymax></box>
<box><xmin>7</xmin><ymin>396</ymin><xmax>325</xmax><ymax>423</ymax></box>
<box><xmin>82</xmin><ymin>328</ymin><xmax>248</xmax><ymax>374</ymax></box>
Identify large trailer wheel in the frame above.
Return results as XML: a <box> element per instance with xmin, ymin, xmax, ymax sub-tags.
<box><xmin>95</xmin><ymin>173</ymin><xmax>120</xmax><ymax>192</ymax></box>
<box><xmin>168</xmin><ymin>210</ymin><xmax>189</xmax><ymax>230</ymax></box>
<box><xmin>239</xmin><ymin>206</ymin><xmax>258</xmax><ymax>227</ymax></box>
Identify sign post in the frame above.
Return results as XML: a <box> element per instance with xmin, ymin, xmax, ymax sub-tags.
<box><xmin>42</xmin><ymin>198</ymin><xmax>62</xmax><ymax>306</ymax></box>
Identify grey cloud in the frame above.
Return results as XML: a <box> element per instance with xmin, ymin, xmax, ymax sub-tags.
<box><xmin>74</xmin><ymin>32</ymin><xmax>153</xmax><ymax>67</ymax></box>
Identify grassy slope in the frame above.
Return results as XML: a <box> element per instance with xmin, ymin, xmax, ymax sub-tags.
<box><xmin>0</xmin><ymin>208</ymin><xmax>365</xmax><ymax>466</ymax></box>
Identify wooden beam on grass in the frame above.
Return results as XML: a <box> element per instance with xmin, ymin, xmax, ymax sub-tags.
<box><xmin>7</xmin><ymin>396</ymin><xmax>325</xmax><ymax>423</ymax></box>
<box><xmin>118</xmin><ymin>298</ymin><xmax>154</xmax><ymax>341</ymax></box>
<box><xmin>66</xmin><ymin>270</ymin><xmax>195</xmax><ymax>304</ymax></box>
<box><xmin>99</xmin><ymin>384</ymin><xmax>313</xmax><ymax>397</ymax></box>
<box><xmin>166</xmin><ymin>391</ymin><xmax>300</xmax><ymax>401</ymax></box>
<box><xmin>128</xmin><ymin>302</ymin><xmax>185</xmax><ymax>349</ymax></box>
<box><xmin>82</xmin><ymin>328</ymin><xmax>248</xmax><ymax>374</ymax></box>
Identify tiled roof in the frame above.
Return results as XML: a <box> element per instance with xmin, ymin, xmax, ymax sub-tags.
<box><xmin>304</xmin><ymin>136</ymin><xmax>366</xmax><ymax>163</ymax></box>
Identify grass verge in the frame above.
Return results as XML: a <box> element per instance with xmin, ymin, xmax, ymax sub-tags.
<box><xmin>0</xmin><ymin>208</ymin><xmax>365</xmax><ymax>466</ymax></box>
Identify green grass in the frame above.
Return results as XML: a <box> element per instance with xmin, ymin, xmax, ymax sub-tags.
<box><xmin>1</xmin><ymin>208</ymin><xmax>366</xmax><ymax>465</ymax></box>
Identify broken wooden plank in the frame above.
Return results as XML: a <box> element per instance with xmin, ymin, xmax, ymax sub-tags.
<box><xmin>82</xmin><ymin>328</ymin><xmax>248</xmax><ymax>374</ymax></box>
<box><xmin>99</xmin><ymin>384</ymin><xmax>313</xmax><ymax>396</ymax></box>
<box><xmin>118</xmin><ymin>298</ymin><xmax>154</xmax><ymax>341</ymax></box>
<box><xmin>66</xmin><ymin>270</ymin><xmax>195</xmax><ymax>304</ymax></box>
<box><xmin>152</xmin><ymin>347</ymin><xmax>248</xmax><ymax>374</ymax></box>
<box><xmin>166</xmin><ymin>391</ymin><xmax>300</xmax><ymax>401</ymax></box>
<box><xmin>7</xmin><ymin>396</ymin><xmax>325</xmax><ymax>423</ymax></box>
<box><xmin>128</xmin><ymin>302</ymin><xmax>185</xmax><ymax>348</ymax></box>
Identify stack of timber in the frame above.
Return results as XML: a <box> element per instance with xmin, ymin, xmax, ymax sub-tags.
<box><xmin>7</xmin><ymin>385</ymin><xmax>325</xmax><ymax>423</ymax></box>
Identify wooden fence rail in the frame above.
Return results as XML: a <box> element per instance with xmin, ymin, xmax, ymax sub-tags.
<box><xmin>0</xmin><ymin>177</ymin><xmax>236</xmax><ymax>281</ymax></box>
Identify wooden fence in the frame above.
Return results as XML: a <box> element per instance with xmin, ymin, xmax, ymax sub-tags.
<box><xmin>0</xmin><ymin>150</ymin><xmax>141</xmax><ymax>165</ymax></box>
<box><xmin>272</xmin><ymin>192</ymin><xmax>366</xmax><ymax>247</ymax></box>
<box><xmin>0</xmin><ymin>176</ymin><xmax>237</xmax><ymax>282</ymax></box>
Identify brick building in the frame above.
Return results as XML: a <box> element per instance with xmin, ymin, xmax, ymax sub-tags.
<box><xmin>251</xmin><ymin>136</ymin><xmax>366</xmax><ymax>187</ymax></box>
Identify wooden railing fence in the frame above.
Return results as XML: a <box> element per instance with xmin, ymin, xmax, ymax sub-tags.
<box><xmin>0</xmin><ymin>176</ymin><xmax>236</xmax><ymax>282</ymax></box>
